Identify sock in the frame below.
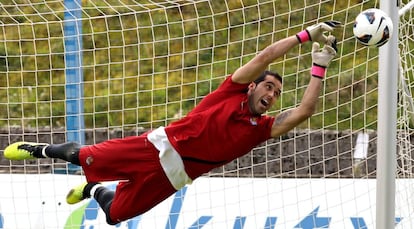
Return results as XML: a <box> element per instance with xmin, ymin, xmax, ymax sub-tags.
<box><xmin>94</xmin><ymin>185</ymin><xmax>117</xmax><ymax>225</ymax></box>
<box><xmin>41</xmin><ymin>146</ymin><xmax>49</xmax><ymax>158</ymax></box>
<box><xmin>29</xmin><ymin>145</ymin><xmax>48</xmax><ymax>158</ymax></box>
<box><xmin>83</xmin><ymin>182</ymin><xmax>101</xmax><ymax>198</ymax></box>
<box><xmin>44</xmin><ymin>142</ymin><xmax>81</xmax><ymax>165</ymax></box>
<box><xmin>90</xmin><ymin>183</ymin><xmax>104</xmax><ymax>197</ymax></box>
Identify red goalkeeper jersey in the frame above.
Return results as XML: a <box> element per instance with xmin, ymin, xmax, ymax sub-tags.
<box><xmin>165</xmin><ymin>75</ymin><xmax>275</xmax><ymax>179</ymax></box>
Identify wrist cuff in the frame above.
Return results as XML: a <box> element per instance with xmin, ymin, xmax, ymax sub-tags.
<box><xmin>311</xmin><ymin>64</ymin><xmax>326</xmax><ymax>78</ymax></box>
<box><xmin>296</xmin><ymin>30</ymin><xmax>310</xmax><ymax>43</ymax></box>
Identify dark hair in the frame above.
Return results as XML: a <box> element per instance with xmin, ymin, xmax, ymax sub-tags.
<box><xmin>254</xmin><ymin>70</ymin><xmax>282</xmax><ymax>85</ymax></box>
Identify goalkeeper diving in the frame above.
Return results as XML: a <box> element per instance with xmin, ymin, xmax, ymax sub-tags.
<box><xmin>4</xmin><ymin>21</ymin><xmax>340</xmax><ymax>225</ymax></box>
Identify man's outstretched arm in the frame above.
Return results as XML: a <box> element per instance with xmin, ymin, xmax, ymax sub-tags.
<box><xmin>232</xmin><ymin>21</ymin><xmax>340</xmax><ymax>84</ymax></box>
<box><xmin>232</xmin><ymin>36</ymin><xmax>299</xmax><ymax>84</ymax></box>
<box><xmin>270</xmin><ymin>36</ymin><xmax>337</xmax><ymax>138</ymax></box>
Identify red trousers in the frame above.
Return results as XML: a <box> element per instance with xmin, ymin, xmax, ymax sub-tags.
<box><xmin>79</xmin><ymin>133</ymin><xmax>177</xmax><ymax>222</ymax></box>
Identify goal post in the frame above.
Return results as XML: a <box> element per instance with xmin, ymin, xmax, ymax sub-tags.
<box><xmin>1</xmin><ymin>0</ymin><xmax>414</xmax><ymax>228</ymax></box>
<box><xmin>376</xmin><ymin>1</ymin><xmax>399</xmax><ymax>229</ymax></box>
<box><xmin>63</xmin><ymin>0</ymin><xmax>84</xmax><ymax>174</ymax></box>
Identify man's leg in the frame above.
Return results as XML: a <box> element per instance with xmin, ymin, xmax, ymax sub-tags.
<box><xmin>45</xmin><ymin>142</ymin><xmax>81</xmax><ymax>165</ymax></box>
<box><xmin>67</xmin><ymin>182</ymin><xmax>117</xmax><ymax>225</ymax></box>
<box><xmin>94</xmin><ymin>186</ymin><xmax>117</xmax><ymax>225</ymax></box>
<box><xmin>6</xmin><ymin>142</ymin><xmax>117</xmax><ymax>224</ymax></box>
<box><xmin>4</xmin><ymin>142</ymin><xmax>81</xmax><ymax>165</ymax></box>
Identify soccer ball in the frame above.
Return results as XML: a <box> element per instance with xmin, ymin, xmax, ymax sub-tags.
<box><xmin>353</xmin><ymin>8</ymin><xmax>393</xmax><ymax>47</ymax></box>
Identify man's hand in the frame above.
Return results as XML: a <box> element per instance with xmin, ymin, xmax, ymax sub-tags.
<box><xmin>296</xmin><ymin>21</ymin><xmax>341</xmax><ymax>43</ymax></box>
<box><xmin>310</xmin><ymin>35</ymin><xmax>337</xmax><ymax>78</ymax></box>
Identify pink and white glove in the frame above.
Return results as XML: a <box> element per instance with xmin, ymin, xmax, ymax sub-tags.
<box><xmin>311</xmin><ymin>35</ymin><xmax>337</xmax><ymax>79</ymax></box>
<box><xmin>296</xmin><ymin>21</ymin><xmax>341</xmax><ymax>44</ymax></box>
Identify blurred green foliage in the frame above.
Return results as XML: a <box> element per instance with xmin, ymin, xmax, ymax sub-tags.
<box><xmin>0</xmin><ymin>0</ymin><xmax>387</xmax><ymax>131</ymax></box>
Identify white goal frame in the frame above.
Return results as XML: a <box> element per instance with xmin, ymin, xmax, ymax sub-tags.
<box><xmin>376</xmin><ymin>1</ymin><xmax>399</xmax><ymax>229</ymax></box>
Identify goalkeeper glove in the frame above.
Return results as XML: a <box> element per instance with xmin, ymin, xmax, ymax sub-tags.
<box><xmin>296</xmin><ymin>21</ymin><xmax>341</xmax><ymax>43</ymax></box>
<box><xmin>311</xmin><ymin>35</ymin><xmax>337</xmax><ymax>79</ymax></box>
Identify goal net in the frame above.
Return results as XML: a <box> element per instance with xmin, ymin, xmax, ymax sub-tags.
<box><xmin>0</xmin><ymin>0</ymin><xmax>413</xmax><ymax>228</ymax></box>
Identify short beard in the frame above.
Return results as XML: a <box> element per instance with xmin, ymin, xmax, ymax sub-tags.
<box><xmin>247</xmin><ymin>93</ymin><xmax>261</xmax><ymax>116</ymax></box>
